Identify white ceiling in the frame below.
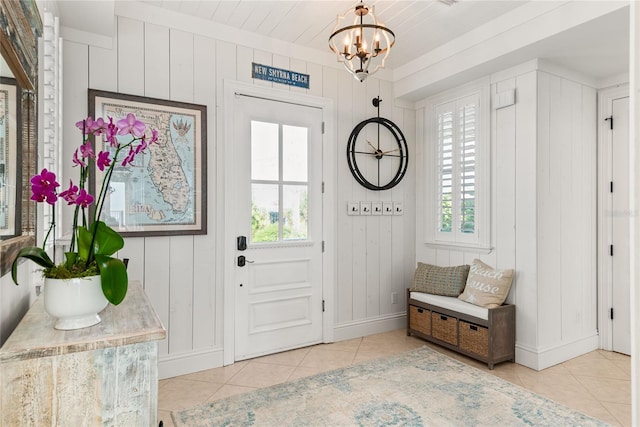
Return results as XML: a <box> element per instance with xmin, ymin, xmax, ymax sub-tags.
<box><xmin>137</xmin><ymin>0</ymin><xmax>528</xmax><ymax>70</ymax></box>
<box><xmin>55</xmin><ymin>1</ymin><xmax>630</xmax><ymax>86</ymax></box>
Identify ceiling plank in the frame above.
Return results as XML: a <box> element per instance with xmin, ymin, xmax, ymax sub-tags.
<box><xmin>256</xmin><ymin>2</ymin><xmax>299</xmax><ymax>35</ymax></box>
<box><xmin>226</xmin><ymin>2</ymin><xmax>256</xmax><ymax>29</ymax></box>
<box><xmin>194</xmin><ymin>1</ymin><xmax>221</xmax><ymax>20</ymax></box>
<box><xmin>212</xmin><ymin>1</ymin><xmax>242</xmax><ymax>25</ymax></box>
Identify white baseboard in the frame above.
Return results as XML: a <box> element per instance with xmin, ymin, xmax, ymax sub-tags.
<box><xmin>515</xmin><ymin>333</ymin><xmax>599</xmax><ymax>371</ymax></box>
<box><xmin>159</xmin><ymin>347</ymin><xmax>224</xmax><ymax>380</ymax></box>
<box><xmin>332</xmin><ymin>313</ymin><xmax>406</xmax><ymax>342</ymax></box>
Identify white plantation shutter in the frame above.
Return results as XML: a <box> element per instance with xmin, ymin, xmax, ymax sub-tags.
<box><xmin>435</xmin><ymin>94</ymin><xmax>479</xmax><ymax>243</ymax></box>
<box><xmin>459</xmin><ymin>99</ymin><xmax>476</xmax><ymax>235</ymax></box>
<box><xmin>437</xmin><ymin>105</ymin><xmax>454</xmax><ymax>233</ymax></box>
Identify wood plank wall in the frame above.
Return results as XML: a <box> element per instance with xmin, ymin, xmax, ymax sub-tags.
<box><xmin>60</xmin><ymin>16</ymin><xmax>416</xmax><ymax>377</ymax></box>
<box><xmin>416</xmin><ymin>65</ymin><xmax>598</xmax><ymax>370</ymax></box>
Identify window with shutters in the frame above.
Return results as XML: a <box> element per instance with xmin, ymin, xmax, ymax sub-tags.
<box><xmin>424</xmin><ymin>81</ymin><xmax>489</xmax><ymax>250</ymax></box>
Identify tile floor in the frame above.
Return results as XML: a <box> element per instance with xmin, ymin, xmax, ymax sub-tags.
<box><xmin>158</xmin><ymin>329</ymin><xmax>632</xmax><ymax>426</ymax></box>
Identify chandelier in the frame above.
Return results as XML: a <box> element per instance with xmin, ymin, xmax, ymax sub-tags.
<box><xmin>328</xmin><ymin>1</ymin><xmax>395</xmax><ymax>82</ymax></box>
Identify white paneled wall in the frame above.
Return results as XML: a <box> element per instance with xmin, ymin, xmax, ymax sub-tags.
<box><xmin>62</xmin><ymin>15</ymin><xmax>415</xmax><ymax>377</ymax></box>
<box><xmin>416</xmin><ymin>60</ymin><xmax>597</xmax><ymax>370</ymax></box>
<box><xmin>534</xmin><ymin>70</ymin><xmax>598</xmax><ymax>364</ymax></box>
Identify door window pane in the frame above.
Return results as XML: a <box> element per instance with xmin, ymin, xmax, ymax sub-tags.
<box><xmin>283</xmin><ymin>125</ymin><xmax>308</xmax><ymax>182</ymax></box>
<box><xmin>251</xmin><ymin>183</ymin><xmax>279</xmax><ymax>242</ymax></box>
<box><xmin>251</xmin><ymin>121</ymin><xmax>279</xmax><ymax>180</ymax></box>
<box><xmin>249</xmin><ymin>121</ymin><xmax>311</xmax><ymax>244</ymax></box>
<box><xmin>283</xmin><ymin>185</ymin><xmax>308</xmax><ymax>240</ymax></box>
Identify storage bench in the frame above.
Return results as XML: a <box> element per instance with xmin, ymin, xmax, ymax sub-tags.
<box><xmin>407</xmin><ymin>289</ymin><xmax>515</xmax><ymax>369</ymax></box>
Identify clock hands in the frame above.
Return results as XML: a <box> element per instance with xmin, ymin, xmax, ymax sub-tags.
<box><xmin>381</xmin><ymin>148</ymin><xmax>400</xmax><ymax>155</ymax></box>
<box><xmin>362</xmin><ymin>141</ymin><xmax>400</xmax><ymax>158</ymax></box>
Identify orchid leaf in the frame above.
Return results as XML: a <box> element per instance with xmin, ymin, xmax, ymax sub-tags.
<box><xmin>91</xmin><ymin>221</ymin><xmax>124</xmax><ymax>256</ymax></box>
<box><xmin>77</xmin><ymin>226</ymin><xmax>92</xmax><ymax>261</ymax></box>
<box><xmin>64</xmin><ymin>251</ymin><xmax>78</xmax><ymax>270</ymax></box>
<box><xmin>95</xmin><ymin>255</ymin><xmax>128</xmax><ymax>305</ymax></box>
<box><xmin>77</xmin><ymin>221</ymin><xmax>123</xmax><ymax>260</ymax></box>
<box><xmin>11</xmin><ymin>247</ymin><xmax>55</xmax><ymax>286</ymax></box>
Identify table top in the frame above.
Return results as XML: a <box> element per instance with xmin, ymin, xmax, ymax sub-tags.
<box><xmin>0</xmin><ymin>281</ymin><xmax>166</xmax><ymax>362</ymax></box>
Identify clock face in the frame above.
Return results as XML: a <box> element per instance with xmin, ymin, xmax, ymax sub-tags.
<box><xmin>346</xmin><ymin>117</ymin><xmax>408</xmax><ymax>191</ymax></box>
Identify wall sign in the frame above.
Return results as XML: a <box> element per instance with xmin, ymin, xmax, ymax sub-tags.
<box><xmin>251</xmin><ymin>62</ymin><xmax>310</xmax><ymax>89</ymax></box>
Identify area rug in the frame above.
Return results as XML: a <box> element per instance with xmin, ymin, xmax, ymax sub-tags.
<box><xmin>171</xmin><ymin>346</ymin><xmax>608</xmax><ymax>426</ymax></box>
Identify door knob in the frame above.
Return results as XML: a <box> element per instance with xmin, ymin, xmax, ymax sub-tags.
<box><xmin>237</xmin><ymin>255</ymin><xmax>254</xmax><ymax>267</ymax></box>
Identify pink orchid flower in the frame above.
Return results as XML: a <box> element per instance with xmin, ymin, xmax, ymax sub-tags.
<box><xmin>59</xmin><ymin>180</ymin><xmax>79</xmax><ymax>205</ymax></box>
<box><xmin>104</xmin><ymin>116</ymin><xmax>119</xmax><ymax>147</ymax></box>
<box><xmin>79</xmin><ymin>141</ymin><xmax>95</xmax><ymax>159</ymax></box>
<box><xmin>135</xmin><ymin>138</ymin><xmax>148</xmax><ymax>155</ymax></box>
<box><xmin>75</xmin><ymin>189</ymin><xmax>94</xmax><ymax>208</ymax></box>
<box><xmin>30</xmin><ymin>168</ymin><xmax>59</xmax><ymax>205</ymax></box>
<box><xmin>116</xmin><ymin>113</ymin><xmax>146</xmax><ymax>138</ymax></box>
<box><xmin>72</xmin><ymin>148</ymin><xmax>86</xmax><ymax>167</ymax></box>
<box><xmin>97</xmin><ymin>151</ymin><xmax>111</xmax><ymax>171</ymax></box>
<box><xmin>90</xmin><ymin>117</ymin><xmax>107</xmax><ymax>135</ymax></box>
<box><xmin>121</xmin><ymin>146</ymin><xmax>136</xmax><ymax>167</ymax></box>
<box><xmin>149</xmin><ymin>129</ymin><xmax>159</xmax><ymax>145</ymax></box>
<box><xmin>75</xmin><ymin>116</ymin><xmax>95</xmax><ymax>133</ymax></box>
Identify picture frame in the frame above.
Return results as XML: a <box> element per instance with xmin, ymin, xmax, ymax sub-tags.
<box><xmin>89</xmin><ymin>89</ymin><xmax>207</xmax><ymax>237</ymax></box>
<box><xmin>0</xmin><ymin>77</ymin><xmax>20</xmax><ymax>239</ymax></box>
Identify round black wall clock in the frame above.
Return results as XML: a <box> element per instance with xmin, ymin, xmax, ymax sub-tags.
<box><xmin>346</xmin><ymin>115</ymin><xmax>408</xmax><ymax>191</ymax></box>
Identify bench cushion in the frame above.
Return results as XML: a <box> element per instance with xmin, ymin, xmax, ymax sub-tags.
<box><xmin>410</xmin><ymin>292</ymin><xmax>489</xmax><ymax>320</ymax></box>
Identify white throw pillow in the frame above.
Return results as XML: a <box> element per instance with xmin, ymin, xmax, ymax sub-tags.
<box><xmin>458</xmin><ymin>259</ymin><xmax>514</xmax><ymax>308</ymax></box>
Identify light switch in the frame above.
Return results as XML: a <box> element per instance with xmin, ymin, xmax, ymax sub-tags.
<box><xmin>393</xmin><ymin>202</ymin><xmax>404</xmax><ymax>215</ymax></box>
<box><xmin>383</xmin><ymin>202</ymin><xmax>393</xmax><ymax>216</ymax></box>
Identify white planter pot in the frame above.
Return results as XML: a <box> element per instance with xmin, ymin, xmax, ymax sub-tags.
<box><xmin>43</xmin><ymin>275</ymin><xmax>109</xmax><ymax>330</ymax></box>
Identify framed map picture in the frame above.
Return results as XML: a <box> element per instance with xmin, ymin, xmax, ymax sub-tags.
<box><xmin>89</xmin><ymin>89</ymin><xmax>207</xmax><ymax>237</ymax></box>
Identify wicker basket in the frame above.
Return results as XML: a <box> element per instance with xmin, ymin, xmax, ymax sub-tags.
<box><xmin>431</xmin><ymin>312</ymin><xmax>458</xmax><ymax>345</ymax></box>
<box><xmin>459</xmin><ymin>320</ymin><xmax>489</xmax><ymax>357</ymax></box>
<box><xmin>409</xmin><ymin>305</ymin><xmax>431</xmax><ymax>335</ymax></box>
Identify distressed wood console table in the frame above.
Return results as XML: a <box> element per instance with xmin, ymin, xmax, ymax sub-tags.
<box><xmin>0</xmin><ymin>281</ymin><xmax>166</xmax><ymax>426</ymax></box>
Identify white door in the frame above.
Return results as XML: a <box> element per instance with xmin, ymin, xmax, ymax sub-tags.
<box><xmin>611</xmin><ymin>96</ymin><xmax>631</xmax><ymax>355</ymax></box>
<box><xmin>232</xmin><ymin>93</ymin><xmax>324</xmax><ymax>361</ymax></box>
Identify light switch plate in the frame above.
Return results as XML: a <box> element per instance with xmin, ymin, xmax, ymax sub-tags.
<box><xmin>360</xmin><ymin>202</ymin><xmax>372</xmax><ymax>216</ymax></box>
<box><xmin>347</xmin><ymin>202</ymin><xmax>360</xmax><ymax>215</ymax></box>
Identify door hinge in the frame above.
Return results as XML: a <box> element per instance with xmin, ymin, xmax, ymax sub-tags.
<box><xmin>605</xmin><ymin>115</ymin><xmax>613</xmax><ymax>130</ymax></box>
<box><xmin>322</xmin><ymin>181</ymin><xmax>325</xmax><ymax>193</ymax></box>
<box><xmin>322</xmin><ymin>121</ymin><xmax>325</xmax><ymax>134</ymax></box>
<box><xmin>610</xmin><ymin>181</ymin><xmax>614</xmax><ymax>193</ymax></box>
<box><xmin>610</xmin><ymin>244</ymin><xmax>614</xmax><ymax>256</ymax></box>
<box><xmin>610</xmin><ymin>307</ymin><xmax>614</xmax><ymax>320</ymax></box>
<box><xmin>322</xmin><ymin>241</ymin><xmax>325</xmax><ymax>252</ymax></box>
<box><xmin>322</xmin><ymin>299</ymin><xmax>325</xmax><ymax>312</ymax></box>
